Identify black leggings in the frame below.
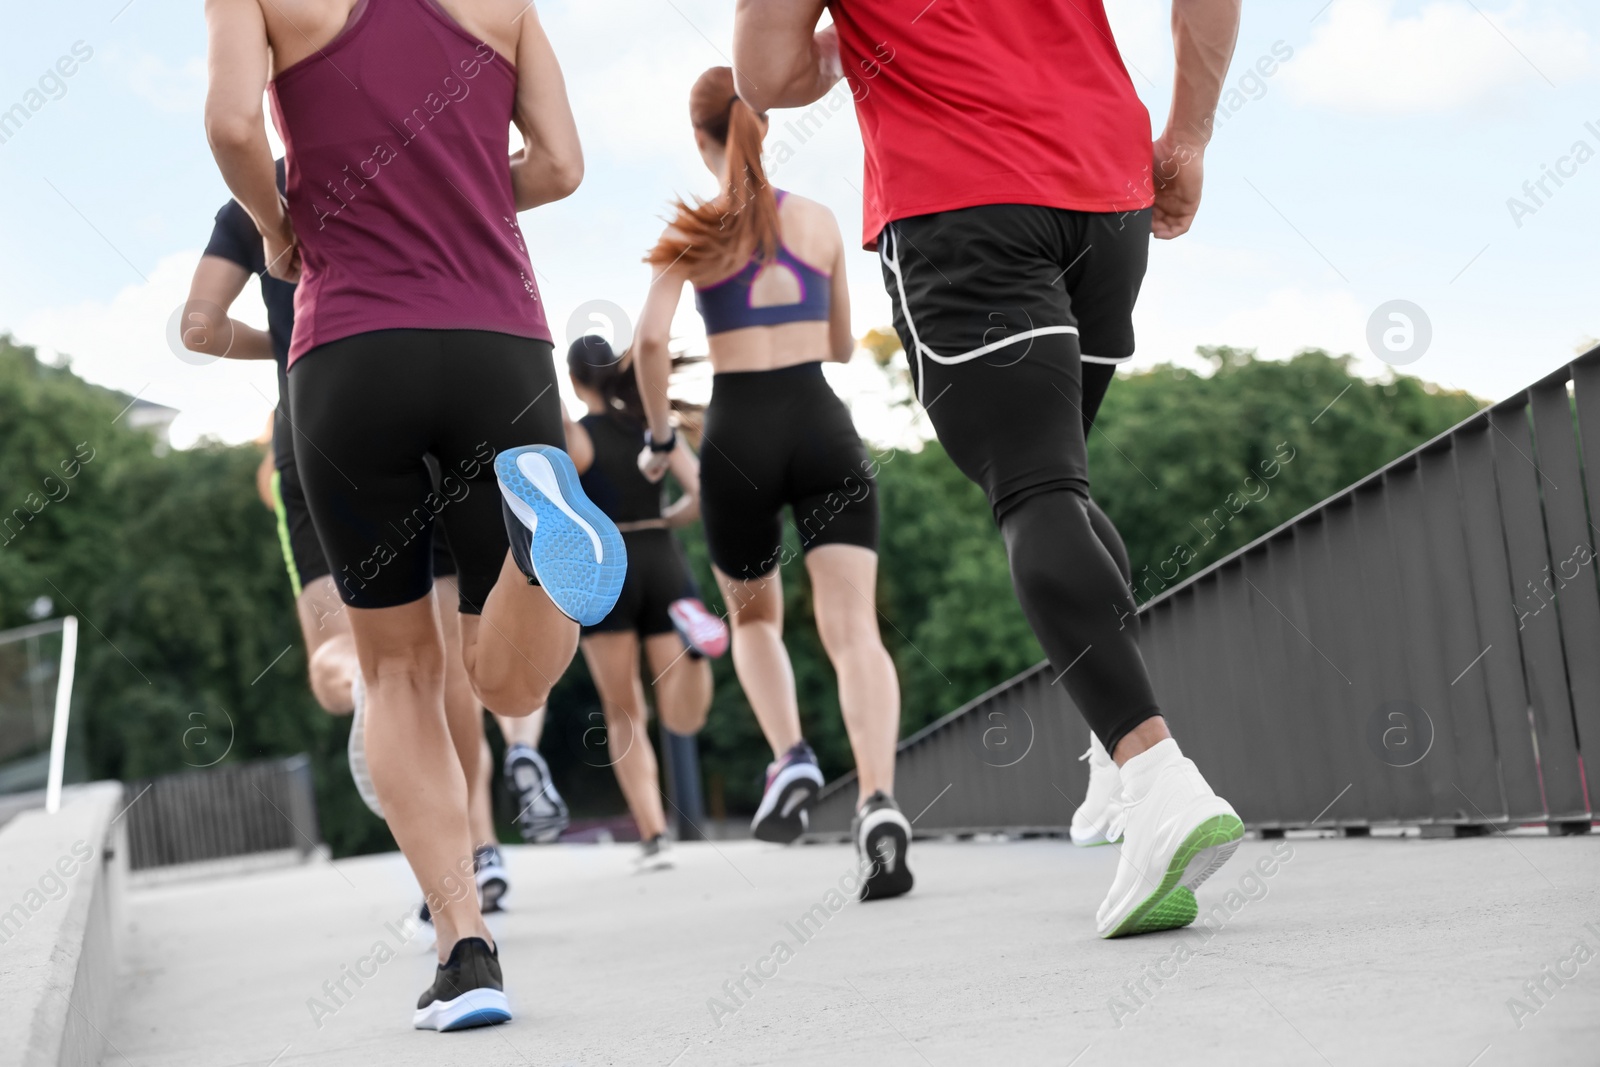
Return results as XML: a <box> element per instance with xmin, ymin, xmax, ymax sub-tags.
<box><xmin>699</xmin><ymin>362</ymin><xmax>878</xmax><ymax>581</ymax></box>
<box><xmin>881</xmin><ymin>204</ymin><xmax>1159</xmax><ymax>753</ymax></box>
<box><xmin>286</xmin><ymin>329</ymin><xmax>564</xmax><ymax>614</ymax></box>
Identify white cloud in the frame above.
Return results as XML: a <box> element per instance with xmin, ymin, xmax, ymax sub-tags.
<box><xmin>1209</xmin><ymin>287</ymin><xmax>1369</xmax><ymax>364</ymax></box>
<box><xmin>1284</xmin><ymin>0</ymin><xmax>1591</xmax><ymax>114</ymax></box>
<box><xmin>19</xmin><ymin>250</ymin><xmax>280</xmax><ymax>450</ymax></box>
<box><xmin>107</xmin><ymin>47</ymin><xmax>207</xmax><ymax>113</ymax></box>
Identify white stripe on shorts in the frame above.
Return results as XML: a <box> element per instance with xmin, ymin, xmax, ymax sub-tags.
<box><xmin>881</xmin><ymin>222</ymin><xmax>1080</xmax><ymax>404</ymax></box>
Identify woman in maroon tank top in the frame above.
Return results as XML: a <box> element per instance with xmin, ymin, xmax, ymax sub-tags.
<box><xmin>204</xmin><ymin>0</ymin><xmax>614</xmax><ymax>1032</ymax></box>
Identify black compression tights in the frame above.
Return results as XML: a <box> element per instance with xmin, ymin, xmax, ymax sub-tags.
<box><xmin>1000</xmin><ymin>489</ymin><xmax>1159</xmax><ymax>754</ymax></box>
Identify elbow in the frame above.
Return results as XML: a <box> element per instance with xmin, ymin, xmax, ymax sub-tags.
<box><xmin>734</xmin><ymin>71</ymin><xmax>775</xmax><ymax>114</ymax></box>
<box><xmin>547</xmin><ymin>152</ymin><xmax>584</xmax><ymax>202</ymax></box>
<box><xmin>180</xmin><ymin>303</ymin><xmax>226</xmax><ymax>357</ymax></box>
<box><xmin>204</xmin><ymin>110</ymin><xmax>260</xmax><ymax>155</ymax></box>
<box><xmin>635</xmin><ymin>334</ymin><xmax>670</xmax><ymax>364</ymax></box>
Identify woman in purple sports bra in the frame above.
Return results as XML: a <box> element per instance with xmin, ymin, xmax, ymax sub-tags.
<box><xmin>633</xmin><ymin>66</ymin><xmax>914</xmax><ymax>903</ymax></box>
<box><xmin>204</xmin><ymin>0</ymin><xmax>621</xmax><ymax>1032</ymax></box>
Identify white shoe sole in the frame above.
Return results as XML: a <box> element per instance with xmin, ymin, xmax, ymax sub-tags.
<box><xmin>1097</xmin><ymin>799</ymin><xmax>1244</xmax><ymax>938</ymax></box>
<box><xmin>857</xmin><ymin>807</ymin><xmax>914</xmax><ymax>900</ymax></box>
<box><xmin>751</xmin><ymin>761</ymin><xmax>824</xmax><ymax>843</ymax></box>
<box><xmin>1070</xmin><ymin>823</ymin><xmax>1119</xmax><ymax>847</ymax></box>
<box><xmin>412</xmin><ymin>987</ymin><xmax>512</xmax><ymax>1031</ymax></box>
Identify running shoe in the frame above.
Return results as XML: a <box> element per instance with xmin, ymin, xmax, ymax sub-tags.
<box><xmin>1096</xmin><ymin>739</ymin><xmax>1243</xmax><ymax>938</ymax></box>
<box><xmin>496</xmin><ymin>444</ymin><xmax>626</xmax><ymax>627</ymax></box>
<box><xmin>853</xmin><ymin>791</ymin><xmax>914</xmax><ymax>901</ymax></box>
<box><xmin>668</xmin><ymin>597</ymin><xmax>729</xmax><ymax>659</ymax></box>
<box><xmin>635</xmin><ymin>834</ymin><xmax>673</xmax><ymax>872</ymax></box>
<box><xmin>419</xmin><ymin>846</ymin><xmax>508</xmax><ymax>924</ymax></box>
<box><xmin>505</xmin><ymin>743</ymin><xmax>569</xmax><ymax>843</ymax></box>
<box><xmin>750</xmin><ymin>740</ymin><xmax>825</xmax><ymax>844</ymax></box>
<box><xmin>413</xmin><ymin>936</ymin><xmax>511</xmax><ymax>1032</ymax></box>
<box><xmin>1070</xmin><ymin>734</ymin><xmax>1125</xmax><ymax>847</ymax></box>
<box><xmin>475</xmin><ymin>845</ymin><xmax>509</xmax><ymax>913</ymax></box>
<box><xmin>347</xmin><ymin>673</ymin><xmax>384</xmax><ymax>819</ymax></box>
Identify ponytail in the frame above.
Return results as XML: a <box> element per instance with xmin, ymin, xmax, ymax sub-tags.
<box><xmin>567</xmin><ymin>336</ymin><xmax>705</xmax><ymax>437</ymax></box>
<box><xmin>647</xmin><ymin>67</ymin><xmax>780</xmax><ymax>274</ymax></box>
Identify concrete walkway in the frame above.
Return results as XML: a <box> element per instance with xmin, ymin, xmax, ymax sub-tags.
<box><xmin>103</xmin><ymin>834</ymin><xmax>1600</xmax><ymax>1066</ymax></box>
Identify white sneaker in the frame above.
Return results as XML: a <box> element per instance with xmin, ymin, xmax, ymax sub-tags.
<box><xmin>1069</xmin><ymin>734</ymin><xmax>1124</xmax><ymax>847</ymax></box>
<box><xmin>347</xmin><ymin>673</ymin><xmax>384</xmax><ymax>819</ymax></box>
<box><xmin>634</xmin><ymin>835</ymin><xmax>673</xmax><ymax>872</ymax></box>
<box><xmin>1095</xmin><ymin>739</ymin><xmax>1243</xmax><ymax>939</ymax></box>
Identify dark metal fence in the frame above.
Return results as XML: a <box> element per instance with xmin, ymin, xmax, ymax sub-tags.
<box><xmin>124</xmin><ymin>755</ymin><xmax>321</xmax><ymax>870</ymax></box>
<box><xmin>810</xmin><ymin>346</ymin><xmax>1600</xmax><ymax>838</ymax></box>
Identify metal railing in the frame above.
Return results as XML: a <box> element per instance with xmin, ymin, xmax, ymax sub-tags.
<box><xmin>809</xmin><ymin>346</ymin><xmax>1600</xmax><ymax>838</ymax></box>
<box><xmin>123</xmin><ymin>755</ymin><xmax>321</xmax><ymax>870</ymax></box>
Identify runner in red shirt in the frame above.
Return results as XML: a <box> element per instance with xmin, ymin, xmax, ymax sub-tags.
<box><xmin>734</xmin><ymin>0</ymin><xmax>1245</xmax><ymax>939</ymax></box>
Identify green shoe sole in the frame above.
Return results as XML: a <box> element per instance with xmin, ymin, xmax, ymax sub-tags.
<box><xmin>1104</xmin><ymin>813</ymin><xmax>1244</xmax><ymax>938</ymax></box>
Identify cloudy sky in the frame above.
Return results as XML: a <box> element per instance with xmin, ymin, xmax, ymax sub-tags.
<box><xmin>1</xmin><ymin>0</ymin><xmax>1595</xmax><ymax>447</ymax></box>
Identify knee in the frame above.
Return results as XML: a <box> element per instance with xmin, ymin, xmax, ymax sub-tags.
<box><xmin>474</xmin><ymin>672</ymin><xmax>553</xmax><ymax>718</ymax></box>
<box><xmin>307</xmin><ymin>639</ymin><xmax>358</xmax><ymax>714</ymax></box>
<box><xmin>816</xmin><ymin>604</ymin><xmax>883</xmax><ymax>660</ymax></box>
<box><xmin>661</xmin><ymin>704</ymin><xmax>708</xmax><ymax>735</ymax></box>
<box><xmin>660</xmin><ymin>665</ymin><xmax>711</xmax><ymax>735</ymax></box>
<box><xmin>726</xmin><ymin>590</ymin><xmax>779</xmax><ymax>632</ymax></box>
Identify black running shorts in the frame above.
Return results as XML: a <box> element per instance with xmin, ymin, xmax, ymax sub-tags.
<box><xmin>582</xmin><ymin>529</ymin><xmax>698</xmax><ymax>637</ymax></box>
<box><xmin>286</xmin><ymin>329</ymin><xmax>563</xmax><ymax>614</ymax></box>
<box><xmin>270</xmin><ymin>449</ymin><xmax>457</xmax><ymax>599</ymax></box>
<box><xmin>270</xmin><ymin>460</ymin><xmax>331</xmax><ymax>599</ymax></box>
<box><xmin>699</xmin><ymin>361</ymin><xmax>878</xmax><ymax>581</ymax></box>
<box><xmin>879</xmin><ymin>204</ymin><xmax>1150</xmax><ymax>519</ymax></box>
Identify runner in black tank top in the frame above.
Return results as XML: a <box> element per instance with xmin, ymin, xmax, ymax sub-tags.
<box><xmin>566</xmin><ymin>337</ymin><xmax>725</xmax><ymax>867</ymax></box>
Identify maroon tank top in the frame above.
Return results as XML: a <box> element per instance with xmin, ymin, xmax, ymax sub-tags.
<box><xmin>269</xmin><ymin>0</ymin><xmax>552</xmax><ymax>365</ymax></box>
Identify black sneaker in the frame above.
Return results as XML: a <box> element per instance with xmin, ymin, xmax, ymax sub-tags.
<box><xmin>750</xmin><ymin>741</ymin><xmax>825</xmax><ymax>844</ymax></box>
<box><xmin>475</xmin><ymin>845</ymin><xmax>509</xmax><ymax>912</ymax></box>
<box><xmin>413</xmin><ymin>936</ymin><xmax>511</xmax><ymax>1031</ymax></box>
<box><xmin>505</xmin><ymin>743</ymin><xmax>569</xmax><ymax>843</ymax></box>
<box><xmin>853</xmin><ymin>791</ymin><xmax>914</xmax><ymax>901</ymax></box>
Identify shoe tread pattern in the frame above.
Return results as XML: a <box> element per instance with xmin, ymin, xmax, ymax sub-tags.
<box><xmin>1106</xmin><ymin>813</ymin><xmax>1244</xmax><ymax>938</ymax></box>
<box><xmin>496</xmin><ymin>446</ymin><xmax>626</xmax><ymax>626</ymax></box>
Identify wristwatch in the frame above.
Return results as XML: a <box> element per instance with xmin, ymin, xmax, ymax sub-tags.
<box><xmin>646</xmin><ymin>427</ymin><xmax>677</xmax><ymax>453</ymax></box>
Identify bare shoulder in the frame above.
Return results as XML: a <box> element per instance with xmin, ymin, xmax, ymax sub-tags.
<box><xmin>776</xmin><ymin>190</ymin><xmax>843</xmax><ymax>265</ymax></box>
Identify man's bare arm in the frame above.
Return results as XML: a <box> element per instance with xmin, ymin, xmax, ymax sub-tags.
<box><xmin>184</xmin><ymin>256</ymin><xmax>275</xmax><ymax>360</ymax></box>
<box><xmin>732</xmin><ymin>0</ymin><xmax>837</xmax><ymax>112</ymax></box>
<box><xmin>1152</xmin><ymin>0</ymin><xmax>1241</xmax><ymax>239</ymax></box>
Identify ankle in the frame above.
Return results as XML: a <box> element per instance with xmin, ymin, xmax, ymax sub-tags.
<box><xmin>1111</xmin><ymin>716</ymin><xmax>1172</xmax><ymax>766</ymax></box>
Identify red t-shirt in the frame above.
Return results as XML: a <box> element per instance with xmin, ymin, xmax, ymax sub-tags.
<box><xmin>827</xmin><ymin>0</ymin><xmax>1153</xmax><ymax>249</ymax></box>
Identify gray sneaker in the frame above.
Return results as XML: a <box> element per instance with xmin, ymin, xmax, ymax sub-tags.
<box><xmin>853</xmin><ymin>791</ymin><xmax>913</xmax><ymax>901</ymax></box>
<box><xmin>504</xmin><ymin>743</ymin><xmax>568</xmax><ymax>843</ymax></box>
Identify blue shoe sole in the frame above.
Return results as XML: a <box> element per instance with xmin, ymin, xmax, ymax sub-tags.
<box><xmin>496</xmin><ymin>445</ymin><xmax>627</xmax><ymax>627</ymax></box>
<box><xmin>439</xmin><ymin>1008</ymin><xmax>512</xmax><ymax>1032</ymax></box>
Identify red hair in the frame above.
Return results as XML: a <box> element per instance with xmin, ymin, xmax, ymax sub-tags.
<box><xmin>646</xmin><ymin>66</ymin><xmax>779</xmax><ymax>274</ymax></box>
